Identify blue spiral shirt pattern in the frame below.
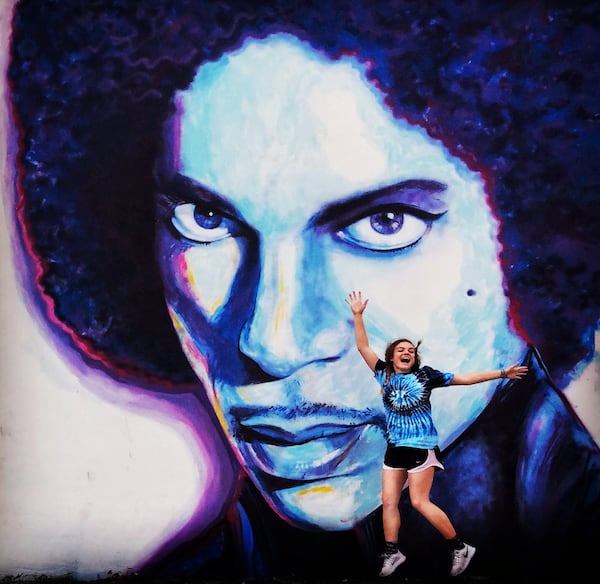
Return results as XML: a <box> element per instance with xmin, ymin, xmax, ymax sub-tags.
<box><xmin>374</xmin><ymin>360</ymin><xmax>454</xmax><ymax>448</ymax></box>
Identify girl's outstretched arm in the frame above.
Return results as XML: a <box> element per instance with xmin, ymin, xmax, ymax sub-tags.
<box><xmin>345</xmin><ymin>291</ymin><xmax>380</xmax><ymax>372</ymax></box>
<box><xmin>451</xmin><ymin>362</ymin><xmax>528</xmax><ymax>385</ymax></box>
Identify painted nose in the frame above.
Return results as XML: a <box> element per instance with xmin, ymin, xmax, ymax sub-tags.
<box><xmin>239</xmin><ymin>236</ymin><xmax>341</xmax><ymax>378</ymax></box>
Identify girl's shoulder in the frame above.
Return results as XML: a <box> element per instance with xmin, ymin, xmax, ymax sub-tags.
<box><xmin>374</xmin><ymin>359</ymin><xmax>386</xmax><ymax>372</ymax></box>
<box><xmin>419</xmin><ymin>365</ymin><xmax>453</xmax><ymax>386</ymax></box>
<box><xmin>420</xmin><ymin>364</ymin><xmax>441</xmax><ymax>374</ymax></box>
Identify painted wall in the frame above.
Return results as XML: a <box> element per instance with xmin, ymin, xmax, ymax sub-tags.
<box><xmin>1</xmin><ymin>1</ymin><xmax>599</xmax><ymax>581</ymax></box>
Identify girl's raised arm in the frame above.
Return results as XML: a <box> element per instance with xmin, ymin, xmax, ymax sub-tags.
<box><xmin>346</xmin><ymin>291</ymin><xmax>380</xmax><ymax>372</ymax></box>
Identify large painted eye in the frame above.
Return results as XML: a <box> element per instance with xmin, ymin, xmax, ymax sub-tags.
<box><xmin>336</xmin><ymin>209</ymin><xmax>431</xmax><ymax>252</ymax></box>
<box><xmin>171</xmin><ymin>203</ymin><xmax>237</xmax><ymax>243</ymax></box>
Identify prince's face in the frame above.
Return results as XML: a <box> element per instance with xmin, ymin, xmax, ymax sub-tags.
<box><xmin>155</xmin><ymin>34</ymin><xmax>525</xmax><ymax>529</ymax></box>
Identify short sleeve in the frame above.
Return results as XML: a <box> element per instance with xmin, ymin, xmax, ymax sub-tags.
<box><xmin>421</xmin><ymin>365</ymin><xmax>454</xmax><ymax>387</ymax></box>
<box><xmin>374</xmin><ymin>359</ymin><xmax>386</xmax><ymax>385</ymax></box>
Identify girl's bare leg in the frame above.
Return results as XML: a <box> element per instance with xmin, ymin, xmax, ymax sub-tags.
<box><xmin>407</xmin><ymin>466</ymin><xmax>457</xmax><ymax>539</ymax></box>
<box><xmin>381</xmin><ymin>468</ymin><xmax>408</xmax><ymax>541</ymax></box>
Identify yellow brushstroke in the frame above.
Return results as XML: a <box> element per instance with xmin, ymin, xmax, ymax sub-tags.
<box><xmin>168</xmin><ymin>307</ymin><xmax>185</xmax><ymax>333</ymax></box>
<box><xmin>296</xmin><ymin>485</ymin><xmax>335</xmax><ymax>496</ymax></box>
<box><xmin>210</xmin><ymin>397</ymin><xmax>231</xmax><ymax>436</ymax></box>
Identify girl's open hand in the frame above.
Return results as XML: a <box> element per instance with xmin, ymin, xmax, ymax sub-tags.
<box><xmin>504</xmin><ymin>363</ymin><xmax>528</xmax><ymax>379</ymax></box>
<box><xmin>345</xmin><ymin>290</ymin><xmax>369</xmax><ymax>315</ymax></box>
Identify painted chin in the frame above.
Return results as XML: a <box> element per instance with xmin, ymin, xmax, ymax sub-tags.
<box><xmin>262</xmin><ymin>474</ymin><xmax>381</xmax><ymax>530</ymax></box>
<box><xmin>230</xmin><ymin>424</ymin><xmax>386</xmax><ymax>528</ymax></box>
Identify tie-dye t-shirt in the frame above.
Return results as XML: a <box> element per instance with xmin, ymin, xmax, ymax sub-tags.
<box><xmin>374</xmin><ymin>359</ymin><xmax>454</xmax><ymax>448</ymax></box>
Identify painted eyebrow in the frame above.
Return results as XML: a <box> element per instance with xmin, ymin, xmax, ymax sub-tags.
<box><xmin>158</xmin><ymin>173</ymin><xmax>241</xmax><ymax>218</ymax></box>
<box><xmin>310</xmin><ymin>179</ymin><xmax>449</xmax><ymax>228</ymax></box>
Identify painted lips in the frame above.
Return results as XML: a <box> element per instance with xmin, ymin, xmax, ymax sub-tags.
<box><xmin>236</xmin><ymin>419</ymin><xmax>370</xmax><ymax>481</ymax></box>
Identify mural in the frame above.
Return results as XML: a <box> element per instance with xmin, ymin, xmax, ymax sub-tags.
<box><xmin>2</xmin><ymin>0</ymin><xmax>599</xmax><ymax>580</ymax></box>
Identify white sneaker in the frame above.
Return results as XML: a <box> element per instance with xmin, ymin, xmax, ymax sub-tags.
<box><xmin>379</xmin><ymin>550</ymin><xmax>406</xmax><ymax>577</ymax></box>
<box><xmin>450</xmin><ymin>543</ymin><xmax>476</xmax><ymax>576</ymax></box>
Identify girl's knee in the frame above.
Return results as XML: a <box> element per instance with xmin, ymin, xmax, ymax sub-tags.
<box><xmin>381</xmin><ymin>494</ymin><xmax>400</xmax><ymax>509</ymax></box>
<box><xmin>410</xmin><ymin>496</ymin><xmax>429</xmax><ymax>513</ymax></box>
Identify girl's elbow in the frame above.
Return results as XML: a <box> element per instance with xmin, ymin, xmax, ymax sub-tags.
<box><xmin>450</xmin><ymin>376</ymin><xmax>471</xmax><ymax>385</ymax></box>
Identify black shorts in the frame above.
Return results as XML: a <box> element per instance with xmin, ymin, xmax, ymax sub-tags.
<box><xmin>383</xmin><ymin>445</ymin><xmax>444</xmax><ymax>472</ymax></box>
